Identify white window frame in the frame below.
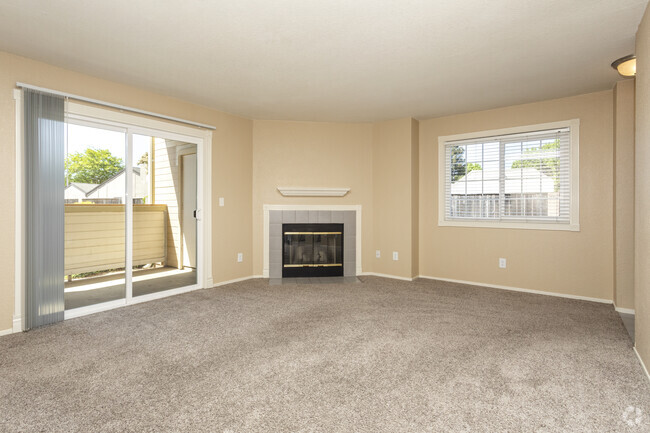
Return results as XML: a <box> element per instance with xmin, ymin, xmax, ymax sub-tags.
<box><xmin>437</xmin><ymin>119</ymin><xmax>580</xmax><ymax>231</ymax></box>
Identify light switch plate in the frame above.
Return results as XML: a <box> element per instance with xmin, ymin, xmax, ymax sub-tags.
<box><xmin>392</xmin><ymin>251</ymin><xmax>398</xmax><ymax>261</ymax></box>
<box><xmin>237</xmin><ymin>253</ymin><xmax>243</xmax><ymax>262</ymax></box>
<box><xmin>376</xmin><ymin>250</ymin><xmax>381</xmax><ymax>258</ymax></box>
<box><xmin>219</xmin><ymin>197</ymin><xmax>225</xmax><ymax>207</ymax></box>
<box><xmin>499</xmin><ymin>258</ymin><xmax>506</xmax><ymax>268</ymax></box>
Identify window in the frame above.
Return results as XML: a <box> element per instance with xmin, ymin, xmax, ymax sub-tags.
<box><xmin>438</xmin><ymin>120</ymin><xmax>579</xmax><ymax>231</ymax></box>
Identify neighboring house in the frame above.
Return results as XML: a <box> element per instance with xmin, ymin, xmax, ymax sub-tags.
<box><xmin>451</xmin><ymin>167</ymin><xmax>555</xmax><ymax>195</ymax></box>
<box><xmin>450</xmin><ymin>167</ymin><xmax>559</xmax><ymax>218</ymax></box>
<box><xmin>64</xmin><ymin>182</ymin><xmax>98</xmax><ymax>202</ymax></box>
<box><xmin>65</xmin><ymin>167</ymin><xmax>148</xmax><ymax>203</ymax></box>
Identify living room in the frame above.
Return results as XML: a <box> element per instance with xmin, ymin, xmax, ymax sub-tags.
<box><xmin>0</xmin><ymin>1</ymin><xmax>649</xmax><ymax>431</ymax></box>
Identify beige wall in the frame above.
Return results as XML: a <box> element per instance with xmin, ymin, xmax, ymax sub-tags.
<box><xmin>635</xmin><ymin>5</ymin><xmax>650</xmax><ymax>374</ymax></box>
<box><xmin>212</xmin><ymin>114</ymin><xmax>254</xmax><ymax>283</ymax></box>
<box><xmin>419</xmin><ymin>91</ymin><xmax>614</xmax><ymax>300</ymax></box>
<box><xmin>251</xmin><ymin>118</ymin><xmax>420</xmax><ymax>279</ymax></box>
<box><xmin>613</xmin><ymin>80</ymin><xmax>636</xmax><ymax>310</ymax></box>
<box><xmin>0</xmin><ymin>51</ymin><xmax>253</xmax><ymax>331</ymax></box>
<box><xmin>372</xmin><ymin>118</ymin><xmax>419</xmax><ymax>278</ymax></box>
<box><xmin>251</xmin><ymin>120</ymin><xmax>374</xmax><ymax>276</ymax></box>
<box><xmin>0</xmin><ymin>49</ymin><xmax>634</xmax><ymax>343</ymax></box>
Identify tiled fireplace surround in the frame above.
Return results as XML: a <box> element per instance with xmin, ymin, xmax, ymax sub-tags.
<box><xmin>264</xmin><ymin>207</ymin><xmax>361</xmax><ymax>278</ymax></box>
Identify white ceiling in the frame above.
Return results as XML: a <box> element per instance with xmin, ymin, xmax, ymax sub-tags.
<box><xmin>0</xmin><ymin>0</ymin><xmax>647</xmax><ymax>122</ymax></box>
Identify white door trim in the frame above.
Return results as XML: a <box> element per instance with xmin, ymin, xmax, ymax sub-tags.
<box><xmin>181</xmin><ymin>153</ymin><xmax>198</xmax><ymax>268</ymax></box>
<box><xmin>13</xmin><ymin>89</ymin><xmax>24</xmax><ymax>333</ymax></box>
<box><xmin>125</xmin><ymin>131</ymin><xmax>134</xmax><ymax>303</ymax></box>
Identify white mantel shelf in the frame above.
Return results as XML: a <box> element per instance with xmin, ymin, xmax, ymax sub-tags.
<box><xmin>277</xmin><ymin>187</ymin><xmax>350</xmax><ymax>197</ymax></box>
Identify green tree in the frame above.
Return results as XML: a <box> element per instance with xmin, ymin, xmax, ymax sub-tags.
<box><xmin>511</xmin><ymin>140</ymin><xmax>560</xmax><ymax>191</ymax></box>
<box><xmin>65</xmin><ymin>148</ymin><xmax>124</xmax><ymax>184</ymax></box>
<box><xmin>451</xmin><ymin>146</ymin><xmax>466</xmax><ymax>181</ymax></box>
<box><xmin>466</xmin><ymin>162</ymin><xmax>482</xmax><ymax>174</ymax></box>
<box><xmin>450</xmin><ymin>146</ymin><xmax>482</xmax><ymax>181</ymax></box>
<box><xmin>137</xmin><ymin>152</ymin><xmax>148</xmax><ymax>168</ymax></box>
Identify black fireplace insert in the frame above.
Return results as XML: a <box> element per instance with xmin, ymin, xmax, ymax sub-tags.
<box><xmin>282</xmin><ymin>223</ymin><xmax>343</xmax><ymax>277</ymax></box>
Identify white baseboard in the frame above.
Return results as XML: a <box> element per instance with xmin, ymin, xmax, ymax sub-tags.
<box><xmin>0</xmin><ymin>328</ymin><xmax>13</xmax><ymax>337</ymax></box>
<box><xmin>614</xmin><ymin>306</ymin><xmax>635</xmax><ymax>315</ymax></box>
<box><xmin>634</xmin><ymin>347</ymin><xmax>650</xmax><ymax>383</ymax></box>
<box><xmin>12</xmin><ymin>315</ymin><xmax>22</xmax><ymax>333</ymax></box>
<box><xmin>212</xmin><ymin>275</ymin><xmax>258</xmax><ymax>287</ymax></box>
<box><xmin>417</xmin><ymin>275</ymin><xmax>613</xmax><ymax>304</ymax></box>
<box><xmin>359</xmin><ymin>272</ymin><xmax>414</xmax><ymax>282</ymax></box>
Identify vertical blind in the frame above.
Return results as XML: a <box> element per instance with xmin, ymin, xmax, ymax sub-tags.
<box><xmin>444</xmin><ymin>127</ymin><xmax>572</xmax><ymax>223</ymax></box>
<box><xmin>24</xmin><ymin>89</ymin><xmax>65</xmax><ymax>329</ymax></box>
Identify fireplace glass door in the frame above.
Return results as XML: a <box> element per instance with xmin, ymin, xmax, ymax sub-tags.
<box><xmin>283</xmin><ymin>223</ymin><xmax>343</xmax><ymax>277</ymax></box>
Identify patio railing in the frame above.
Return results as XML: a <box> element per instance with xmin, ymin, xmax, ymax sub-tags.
<box><xmin>64</xmin><ymin>204</ymin><xmax>168</xmax><ymax>276</ymax></box>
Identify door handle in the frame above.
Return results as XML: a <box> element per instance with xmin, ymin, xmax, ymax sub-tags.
<box><xmin>193</xmin><ymin>209</ymin><xmax>200</xmax><ymax>221</ymax></box>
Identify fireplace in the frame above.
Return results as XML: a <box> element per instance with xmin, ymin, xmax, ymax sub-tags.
<box><xmin>282</xmin><ymin>223</ymin><xmax>344</xmax><ymax>277</ymax></box>
<box><xmin>265</xmin><ymin>208</ymin><xmax>357</xmax><ymax>279</ymax></box>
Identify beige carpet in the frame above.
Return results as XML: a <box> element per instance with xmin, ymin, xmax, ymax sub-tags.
<box><xmin>1</xmin><ymin>276</ymin><xmax>649</xmax><ymax>432</ymax></box>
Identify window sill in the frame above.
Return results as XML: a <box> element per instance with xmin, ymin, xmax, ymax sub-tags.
<box><xmin>438</xmin><ymin>219</ymin><xmax>580</xmax><ymax>232</ymax></box>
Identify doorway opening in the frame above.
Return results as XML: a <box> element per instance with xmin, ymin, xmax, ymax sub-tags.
<box><xmin>63</xmin><ymin>125</ymin><xmax>200</xmax><ymax>311</ymax></box>
<box><xmin>13</xmin><ymin>90</ymin><xmax>212</xmax><ymax>331</ymax></box>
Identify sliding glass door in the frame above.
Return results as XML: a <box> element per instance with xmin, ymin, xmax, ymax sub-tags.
<box><xmin>131</xmin><ymin>134</ymin><xmax>197</xmax><ymax>298</ymax></box>
<box><xmin>64</xmin><ymin>123</ymin><xmax>127</xmax><ymax>310</ymax></box>
<box><xmin>63</xmin><ymin>121</ymin><xmax>199</xmax><ymax>314</ymax></box>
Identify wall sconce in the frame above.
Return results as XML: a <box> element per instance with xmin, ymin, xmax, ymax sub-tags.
<box><xmin>611</xmin><ymin>54</ymin><xmax>636</xmax><ymax>77</ymax></box>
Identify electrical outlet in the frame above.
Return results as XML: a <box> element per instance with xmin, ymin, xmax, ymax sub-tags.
<box><xmin>376</xmin><ymin>250</ymin><xmax>381</xmax><ymax>258</ymax></box>
<box><xmin>219</xmin><ymin>197</ymin><xmax>225</xmax><ymax>207</ymax></box>
<box><xmin>393</xmin><ymin>251</ymin><xmax>399</xmax><ymax>261</ymax></box>
<box><xmin>499</xmin><ymin>258</ymin><xmax>506</xmax><ymax>269</ymax></box>
<box><xmin>237</xmin><ymin>253</ymin><xmax>243</xmax><ymax>263</ymax></box>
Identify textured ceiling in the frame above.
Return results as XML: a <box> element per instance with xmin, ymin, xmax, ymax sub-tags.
<box><xmin>0</xmin><ymin>0</ymin><xmax>646</xmax><ymax>121</ymax></box>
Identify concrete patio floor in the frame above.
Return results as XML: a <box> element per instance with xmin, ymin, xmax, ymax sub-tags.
<box><xmin>64</xmin><ymin>267</ymin><xmax>197</xmax><ymax>310</ymax></box>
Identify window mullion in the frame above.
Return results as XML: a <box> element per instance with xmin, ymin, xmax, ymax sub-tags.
<box><xmin>498</xmin><ymin>140</ymin><xmax>505</xmax><ymax>220</ymax></box>
<box><xmin>479</xmin><ymin>143</ymin><xmax>480</xmax><ymax>218</ymax></box>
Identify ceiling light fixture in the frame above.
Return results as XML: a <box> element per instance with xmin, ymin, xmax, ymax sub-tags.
<box><xmin>611</xmin><ymin>54</ymin><xmax>636</xmax><ymax>77</ymax></box>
